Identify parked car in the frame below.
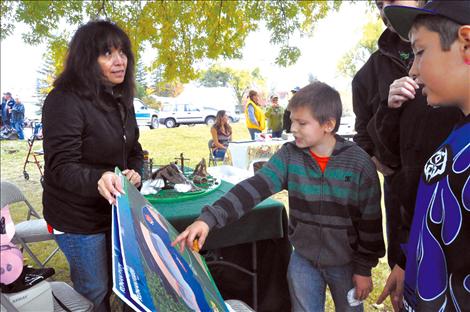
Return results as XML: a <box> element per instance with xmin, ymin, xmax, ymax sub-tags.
<box><xmin>158</xmin><ymin>103</ymin><xmax>239</xmax><ymax>128</ymax></box>
<box><xmin>201</xmin><ymin>107</ymin><xmax>240</xmax><ymax>123</ymax></box>
<box><xmin>134</xmin><ymin>98</ymin><xmax>159</xmax><ymax>129</ymax></box>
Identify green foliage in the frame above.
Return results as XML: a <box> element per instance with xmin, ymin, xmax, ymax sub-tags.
<box><xmin>34</xmin><ymin>54</ymin><xmax>55</xmax><ymax>112</ymax></box>
<box><xmin>337</xmin><ymin>14</ymin><xmax>384</xmax><ymax>78</ymax></box>
<box><xmin>198</xmin><ymin>64</ymin><xmax>266</xmax><ymax>105</ymax></box>
<box><xmin>150</xmin><ymin>66</ymin><xmax>184</xmax><ymax>98</ymax></box>
<box><xmin>135</xmin><ymin>60</ymin><xmax>148</xmax><ymax>99</ymax></box>
<box><xmin>2</xmin><ymin>1</ymin><xmax>346</xmax><ymax>84</ymax></box>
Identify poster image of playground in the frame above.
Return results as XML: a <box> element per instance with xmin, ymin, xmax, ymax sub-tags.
<box><xmin>112</xmin><ymin>168</ymin><xmax>229</xmax><ymax>312</ymax></box>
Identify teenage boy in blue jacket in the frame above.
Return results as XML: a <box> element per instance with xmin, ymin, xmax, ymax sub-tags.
<box><xmin>376</xmin><ymin>1</ymin><xmax>470</xmax><ymax>311</ymax></box>
<box><xmin>174</xmin><ymin>81</ymin><xmax>385</xmax><ymax>311</ymax></box>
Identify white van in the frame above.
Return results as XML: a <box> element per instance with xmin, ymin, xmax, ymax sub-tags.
<box><xmin>158</xmin><ymin>103</ymin><xmax>239</xmax><ymax>128</ymax></box>
<box><xmin>133</xmin><ymin>98</ymin><xmax>159</xmax><ymax>129</ymax></box>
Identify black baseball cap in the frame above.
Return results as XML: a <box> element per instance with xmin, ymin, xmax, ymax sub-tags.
<box><xmin>384</xmin><ymin>0</ymin><xmax>470</xmax><ymax>41</ymax></box>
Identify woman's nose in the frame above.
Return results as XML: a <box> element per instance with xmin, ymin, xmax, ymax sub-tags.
<box><xmin>113</xmin><ymin>53</ymin><xmax>125</xmax><ymax>65</ymax></box>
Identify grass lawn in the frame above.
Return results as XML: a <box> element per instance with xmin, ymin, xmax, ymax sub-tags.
<box><xmin>1</xmin><ymin>122</ymin><xmax>393</xmax><ymax>311</ymax></box>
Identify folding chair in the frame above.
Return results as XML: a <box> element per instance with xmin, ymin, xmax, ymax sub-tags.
<box><xmin>22</xmin><ymin>122</ymin><xmax>44</xmax><ymax>181</ymax></box>
<box><xmin>248</xmin><ymin>159</ymin><xmax>269</xmax><ymax>175</ymax></box>
<box><xmin>208</xmin><ymin>139</ymin><xmax>224</xmax><ymax>166</ymax></box>
<box><xmin>1</xmin><ymin>281</ymin><xmax>94</xmax><ymax>312</ymax></box>
<box><xmin>0</xmin><ymin>181</ymin><xmax>60</xmax><ymax>268</ymax></box>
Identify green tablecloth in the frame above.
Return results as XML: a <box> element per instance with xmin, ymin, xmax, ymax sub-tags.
<box><xmin>144</xmin><ymin>180</ymin><xmax>285</xmax><ymax>250</ymax></box>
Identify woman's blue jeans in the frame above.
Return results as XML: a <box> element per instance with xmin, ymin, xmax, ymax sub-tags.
<box><xmin>287</xmin><ymin>251</ymin><xmax>363</xmax><ymax>312</ymax></box>
<box><xmin>213</xmin><ymin>148</ymin><xmax>226</xmax><ymax>159</ymax></box>
<box><xmin>248</xmin><ymin>128</ymin><xmax>261</xmax><ymax>140</ymax></box>
<box><xmin>272</xmin><ymin>130</ymin><xmax>282</xmax><ymax>138</ymax></box>
<box><xmin>55</xmin><ymin>232</ymin><xmax>112</xmax><ymax>312</ymax></box>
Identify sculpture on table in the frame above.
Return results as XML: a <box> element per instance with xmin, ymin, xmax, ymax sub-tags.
<box><xmin>192</xmin><ymin>158</ymin><xmax>208</xmax><ymax>184</ymax></box>
<box><xmin>151</xmin><ymin>163</ymin><xmax>199</xmax><ymax>192</ymax></box>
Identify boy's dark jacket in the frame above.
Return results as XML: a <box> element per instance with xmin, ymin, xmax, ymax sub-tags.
<box><xmin>42</xmin><ymin>88</ymin><xmax>143</xmax><ymax>234</ymax></box>
<box><xmin>355</xmin><ymin>29</ymin><xmax>463</xmax><ymax>267</ymax></box>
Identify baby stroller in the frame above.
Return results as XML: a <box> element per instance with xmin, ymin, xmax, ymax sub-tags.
<box><xmin>22</xmin><ymin>122</ymin><xmax>44</xmax><ymax>181</ymax></box>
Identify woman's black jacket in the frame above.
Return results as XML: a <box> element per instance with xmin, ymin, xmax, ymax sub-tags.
<box><xmin>42</xmin><ymin>88</ymin><xmax>143</xmax><ymax>234</ymax></box>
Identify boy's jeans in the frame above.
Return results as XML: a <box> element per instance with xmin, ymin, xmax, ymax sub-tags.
<box><xmin>55</xmin><ymin>232</ymin><xmax>112</xmax><ymax>312</ymax></box>
<box><xmin>287</xmin><ymin>251</ymin><xmax>363</xmax><ymax>312</ymax></box>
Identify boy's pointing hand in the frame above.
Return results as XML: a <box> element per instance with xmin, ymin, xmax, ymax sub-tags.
<box><xmin>172</xmin><ymin>220</ymin><xmax>209</xmax><ymax>253</ymax></box>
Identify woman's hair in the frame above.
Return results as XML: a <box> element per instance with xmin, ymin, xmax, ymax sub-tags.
<box><xmin>247</xmin><ymin>90</ymin><xmax>258</xmax><ymax>104</ymax></box>
<box><xmin>54</xmin><ymin>20</ymin><xmax>135</xmax><ymax>109</ymax></box>
<box><xmin>213</xmin><ymin>110</ymin><xmax>232</xmax><ymax>135</ymax></box>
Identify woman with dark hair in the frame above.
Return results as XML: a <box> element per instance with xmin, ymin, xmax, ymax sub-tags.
<box><xmin>42</xmin><ymin>20</ymin><xmax>143</xmax><ymax>311</ymax></box>
<box><xmin>210</xmin><ymin>110</ymin><xmax>232</xmax><ymax>159</ymax></box>
<box><xmin>244</xmin><ymin>90</ymin><xmax>266</xmax><ymax>140</ymax></box>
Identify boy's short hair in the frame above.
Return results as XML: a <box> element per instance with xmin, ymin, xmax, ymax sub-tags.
<box><xmin>413</xmin><ymin>15</ymin><xmax>461</xmax><ymax>51</ymax></box>
<box><xmin>384</xmin><ymin>0</ymin><xmax>470</xmax><ymax>41</ymax></box>
<box><xmin>288</xmin><ymin>81</ymin><xmax>342</xmax><ymax>133</ymax></box>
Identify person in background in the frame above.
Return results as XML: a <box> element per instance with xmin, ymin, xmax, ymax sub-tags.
<box><xmin>10</xmin><ymin>97</ymin><xmax>25</xmax><ymax>140</ymax></box>
<box><xmin>2</xmin><ymin>92</ymin><xmax>15</xmax><ymax>128</ymax></box>
<box><xmin>364</xmin><ymin>0</ymin><xmax>462</xmax><ymax>276</ymax></box>
<box><xmin>265</xmin><ymin>94</ymin><xmax>284</xmax><ymax>138</ymax></box>
<box><xmin>1</xmin><ymin>95</ymin><xmax>5</xmax><ymax>127</ymax></box>
<box><xmin>42</xmin><ymin>20</ymin><xmax>143</xmax><ymax>311</ymax></box>
<box><xmin>210</xmin><ymin>110</ymin><xmax>232</xmax><ymax>159</ymax></box>
<box><xmin>174</xmin><ymin>82</ymin><xmax>385</xmax><ymax>312</ymax></box>
<box><xmin>245</xmin><ymin>90</ymin><xmax>265</xmax><ymax>140</ymax></box>
<box><xmin>352</xmin><ymin>0</ymin><xmax>423</xmax><ymax>271</ymax></box>
<box><xmin>282</xmin><ymin>86</ymin><xmax>299</xmax><ymax>133</ymax></box>
<box><xmin>376</xmin><ymin>1</ymin><xmax>469</xmax><ymax>310</ymax></box>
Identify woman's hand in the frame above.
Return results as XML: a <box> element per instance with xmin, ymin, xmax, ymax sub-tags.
<box><xmin>172</xmin><ymin>221</ymin><xmax>209</xmax><ymax>253</ymax></box>
<box><xmin>97</xmin><ymin>171</ymin><xmax>124</xmax><ymax>205</ymax></box>
<box><xmin>388</xmin><ymin>76</ymin><xmax>419</xmax><ymax>109</ymax></box>
<box><xmin>122</xmin><ymin>169</ymin><xmax>141</xmax><ymax>187</ymax></box>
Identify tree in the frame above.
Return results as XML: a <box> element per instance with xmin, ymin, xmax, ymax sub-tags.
<box><xmin>32</xmin><ymin>51</ymin><xmax>57</xmax><ymax>115</ymax></box>
<box><xmin>135</xmin><ymin>60</ymin><xmax>148</xmax><ymax>99</ymax></box>
<box><xmin>1</xmin><ymin>1</ymin><xmax>345</xmax><ymax>83</ymax></box>
<box><xmin>198</xmin><ymin>64</ymin><xmax>266</xmax><ymax>105</ymax></box>
<box><xmin>337</xmin><ymin>14</ymin><xmax>384</xmax><ymax>78</ymax></box>
<box><xmin>149</xmin><ymin>66</ymin><xmax>184</xmax><ymax>98</ymax></box>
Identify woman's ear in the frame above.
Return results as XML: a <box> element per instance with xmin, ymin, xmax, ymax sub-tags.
<box><xmin>458</xmin><ymin>25</ymin><xmax>470</xmax><ymax>65</ymax></box>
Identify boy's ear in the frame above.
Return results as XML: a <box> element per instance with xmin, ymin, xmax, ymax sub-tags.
<box><xmin>324</xmin><ymin>118</ymin><xmax>336</xmax><ymax>133</ymax></box>
<box><xmin>458</xmin><ymin>26</ymin><xmax>470</xmax><ymax>65</ymax></box>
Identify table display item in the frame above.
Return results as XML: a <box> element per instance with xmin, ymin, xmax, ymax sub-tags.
<box><xmin>112</xmin><ymin>168</ymin><xmax>230</xmax><ymax>311</ymax></box>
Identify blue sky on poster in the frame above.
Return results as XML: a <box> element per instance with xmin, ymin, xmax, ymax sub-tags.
<box><xmin>1</xmin><ymin>1</ymin><xmax>372</xmax><ymax>102</ymax></box>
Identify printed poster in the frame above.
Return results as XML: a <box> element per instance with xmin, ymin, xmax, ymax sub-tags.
<box><xmin>112</xmin><ymin>169</ymin><xmax>230</xmax><ymax>312</ymax></box>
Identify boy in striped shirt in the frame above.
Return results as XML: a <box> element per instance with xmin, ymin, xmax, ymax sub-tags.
<box><xmin>174</xmin><ymin>81</ymin><xmax>385</xmax><ymax>311</ymax></box>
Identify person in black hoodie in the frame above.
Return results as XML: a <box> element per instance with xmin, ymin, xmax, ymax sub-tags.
<box><xmin>366</xmin><ymin>0</ymin><xmax>463</xmax><ymax>273</ymax></box>
<box><xmin>352</xmin><ymin>0</ymin><xmax>422</xmax><ymax>270</ymax></box>
<box><xmin>352</xmin><ymin>0</ymin><xmax>463</xmax><ymax>272</ymax></box>
<box><xmin>42</xmin><ymin>20</ymin><xmax>143</xmax><ymax>312</ymax></box>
